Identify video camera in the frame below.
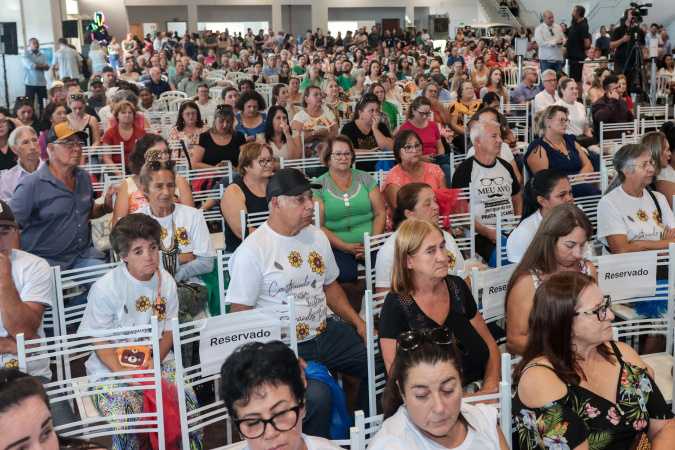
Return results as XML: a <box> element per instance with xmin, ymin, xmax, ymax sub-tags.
<box><xmin>628</xmin><ymin>2</ymin><xmax>651</xmax><ymax>23</ymax></box>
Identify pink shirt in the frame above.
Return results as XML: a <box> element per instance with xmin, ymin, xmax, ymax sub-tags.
<box><xmin>381</xmin><ymin>163</ymin><xmax>445</xmax><ymax>231</ymax></box>
<box><xmin>398</xmin><ymin>120</ymin><xmax>441</xmax><ymax>155</ymax></box>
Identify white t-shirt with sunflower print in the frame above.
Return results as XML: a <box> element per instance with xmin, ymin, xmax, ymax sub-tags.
<box><xmin>135</xmin><ymin>203</ymin><xmax>217</xmax><ymax>283</ymax></box>
<box><xmin>598</xmin><ymin>186</ymin><xmax>675</xmax><ymax>255</ymax></box>
<box><xmin>79</xmin><ymin>265</ymin><xmax>179</xmax><ymax>377</ymax></box>
<box><xmin>0</xmin><ymin>250</ymin><xmax>52</xmax><ymax>379</ymax></box>
<box><xmin>374</xmin><ymin>229</ymin><xmax>466</xmax><ymax>290</ymax></box>
<box><xmin>226</xmin><ymin>223</ymin><xmax>339</xmax><ymax>343</ymax></box>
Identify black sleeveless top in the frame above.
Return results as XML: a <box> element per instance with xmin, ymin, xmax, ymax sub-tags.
<box><xmin>222</xmin><ymin>177</ymin><xmax>269</xmax><ymax>252</ymax></box>
<box><xmin>0</xmin><ymin>146</ymin><xmax>17</xmax><ymax>171</ymax></box>
<box><xmin>278</xmin><ymin>74</ymin><xmax>290</xmax><ymax>85</ymax></box>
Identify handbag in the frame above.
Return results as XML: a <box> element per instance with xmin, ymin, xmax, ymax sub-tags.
<box><xmin>629</xmin><ymin>431</ymin><xmax>651</xmax><ymax>450</ymax></box>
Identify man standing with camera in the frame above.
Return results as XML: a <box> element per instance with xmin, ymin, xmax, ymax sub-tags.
<box><xmin>611</xmin><ymin>8</ymin><xmax>646</xmax><ymax>94</ymax></box>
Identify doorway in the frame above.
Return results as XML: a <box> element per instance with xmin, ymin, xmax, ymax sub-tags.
<box><xmin>167</xmin><ymin>21</ymin><xmax>187</xmax><ymax>37</ymax></box>
<box><xmin>381</xmin><ymin>19</ymin><xmax>400</xmax><ymax>34</ymax></box>
<box><xmin>129</xmin><ymin>23</ymin><xmax>144</xmax><ymax>40</ymax></box>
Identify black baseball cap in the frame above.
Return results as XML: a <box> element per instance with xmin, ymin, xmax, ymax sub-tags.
<box><xmin>0</xmin><ymin>200</ymin><xmax>19</xmax><ymax>229</ymax></box>
<box><xmin>266</xmin><ymin>168</ymin><xmax>321</xmax><ymax>203</ymax></box>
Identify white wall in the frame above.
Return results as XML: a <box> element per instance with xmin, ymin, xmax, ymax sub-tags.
<box><xmin>281</xmin><ymin>5</ymin><xmax>312</xmax><ymax>36</ymax></box>
<box><xmin>126</xmin><ymin>5</ymin><xmax>188</xmax><ymax>33</ymax></box>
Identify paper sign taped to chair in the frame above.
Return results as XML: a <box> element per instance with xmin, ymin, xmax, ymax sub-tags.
<box><xmin>480</xmin><ymin>264</ymin><xmax>516</xmax><ymax>320</ymax></box>
<box><xmin>199</xmin><ymin>311</ymin><xmax>281</xmax><ymax>376</ymax></box>
<box><xmin>598</xmin><ymin>251</ymin><xmax>657</xmax><ymax>301</ymax></box>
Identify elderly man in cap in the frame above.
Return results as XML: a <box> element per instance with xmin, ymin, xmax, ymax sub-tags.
<box><xmin>10</xmin><ymin>122</ymin><xmax>115</xmax><ymax>287</ymax></box>
<box><xmin>0</xmin><ymin>199</ymin><xmax>76</xmax><ymax>425</ymax></box>
<box><xmin>226</xmin><ymin>168</ymin><xmax>381</xmax><ymax>440</ymax></box>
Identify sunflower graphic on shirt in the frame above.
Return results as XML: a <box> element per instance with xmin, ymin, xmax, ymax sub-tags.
<box><xmin>316</xmin><ymin>320</ymin><xmax>327</xmax><ymax>335</ymax></box>
<box><xmin>153</xmin><ymin>297</ymin><xmax>167</xmax><ymax>321</ymax></box>
<box><xmin>308</xmin><ymin>252</ymin><xmax>325</xmax><ymax>275</ymax></box>
<box><xmin>448</xmin><ymin>251</ymin><xmax>456</xmax><ymax>270</ymax></box>
<box><xmin>136</xmin><ymin>296</ymin><xmax>151</xmax><ymax>312</ymax></box>
<box><xmin>637</xmin><ymin>209</ymin><xmax>649</xmax><ymax>222</ymax></box>
<box><xmin>176</xmin><ymin>227</ymin><xmax>190</xmax><ymax>246</ymax></box>
<box><xmin>160</xmin><ymin>227</ymin><xmax>167</xmax><ymax>241</ymax></box>
<box><xmin>4</xmin><ymin>358</ymin><xmax>18</xmax><ymax>369</ymax></box>
<box><xmin>297</xmin><ymin>323</ymin><xmax>310</xmax><ymax>340</ymax></box>
<box><xmin>654</xmin><ymin>211</ymin><xmax>663</xmax><ymax>228</ymax></box>
<box><xmin>288</xmin><ymin>251</ymin><xmax>303</xmax><ymax>268</ymax></box>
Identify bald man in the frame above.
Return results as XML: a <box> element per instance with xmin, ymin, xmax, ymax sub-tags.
<box><xmin>534</xmin><ymin>10</ymin><xmax>565</xmax><ymax>79</ymax></box>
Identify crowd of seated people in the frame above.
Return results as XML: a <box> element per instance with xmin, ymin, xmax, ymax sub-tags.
<box><xmin>5</xmin><ymin>15</ymin><xmax>675</xmax><ymax>449</ymax></box>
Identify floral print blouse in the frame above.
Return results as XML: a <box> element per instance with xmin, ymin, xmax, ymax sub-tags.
<box><xmin>513</xmin><ymin>342</ymin><xmax>674</xmax><ymax>450</ymax></box>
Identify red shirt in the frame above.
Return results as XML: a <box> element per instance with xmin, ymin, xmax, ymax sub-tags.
<box><xmin>398</xmin><ymin>120</ymin><xmax>441</xmax><ymax>155</ymax></box>
<box><xmin>101</xmin><ymin>124</ymin><xmax>146</xmax><ymax>165</ymax></box>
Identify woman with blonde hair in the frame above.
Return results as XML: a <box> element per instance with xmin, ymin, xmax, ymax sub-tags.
<box><xmin>378</xmin><ymin>218</ymin><xmax>500</xmax><ymax>395</ymax></box>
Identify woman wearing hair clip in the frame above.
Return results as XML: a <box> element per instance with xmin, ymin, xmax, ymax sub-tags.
<box><xmin>112</xmin><ymin>133</ymin><xmax>194</xmax><ymax>227</ymax></box>
<box><xmin>378</xmin><ymin>218</ymin><xmax>501</xmax><ymax>397</ymax></box>
<box><xmin>79</xmin><ymin>213</ymin><xmax>203</xmax><ymax>450</ymax></box>
<box><xmin>369</xmin><ymin>328</ymin><xmax>509</xmax><ymax>449</ymax></box>
<box><xmin>66</xmin><ymin>90</ymin><xmax>101</xmax><ymax>155</ymax></box>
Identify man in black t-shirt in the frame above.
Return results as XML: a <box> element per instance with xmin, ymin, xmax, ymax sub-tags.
<box><xmin>566</xmin><ymin>5</ymin><xmax>591</xmax><ymax>83</ymax></box>
<box><xmin>611</xmin><ymin>9</ymin><xmax>646</xmax><ymax>93</ymax></box>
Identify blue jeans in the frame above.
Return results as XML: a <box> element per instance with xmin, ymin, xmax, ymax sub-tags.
<box><xmin>25</xmin><ymin>85</ymin><xmax>47</xmax><ymax>113</ymax></box>
<box><xmin>67</xmin><ymin>257</ymin><xmax>107</xmax><ymax>310</ymax></box>
<box><xmin>539</xmin><ymin>61</ymin><xmax>563</xmax><ymax>89</ymax></box>
<box><xmin>109</xmin><ymin>54</ymin><xmax>121</xmax><ymax>73</ymax></box>
<box><xmin>299</xmin><ymin>321</ymin><xmax>384</xmax><ymax>439</ymax></box>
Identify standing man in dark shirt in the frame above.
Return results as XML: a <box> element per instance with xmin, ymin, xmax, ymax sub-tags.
<box><xmin>368</xmin><ymin>26</ymin><xmax>381</xmax><ymax>49</ymax></box>
<box><xmin>566</xmin><ymin>5</ymin><xmax>591</xmax><ymax>84</ymax></box>
<box><xmin>611</xmin><ymin>8</ymin><xmax>645</xmax><ymax>94</ymax></box>
<box><xmin>254</xmin><ymin>29</ymin><xmax>265</xmax><ymax>50</ymax></box>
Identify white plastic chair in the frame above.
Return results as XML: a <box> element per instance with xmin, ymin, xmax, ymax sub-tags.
<box><xmin>438</xmin><ymin>185</ymin><xmax>475</xmax><ymax>259</ymax></box>
<box><xmin>494</xmin><ymin>213</ymin><xmax>521</xmax><ymax>267</ymax></box>
<box><xmin>81</xmin><ymin>144</ymin><xmax>125</xmax><ymax>196</ymax></box>
<box><xmin>637</xmin><ymin>104</ymin><xmax>668</xmax><ymax>134</ymax></box>
<box><xmin>363</xmin><ymin>290</ymin><xmax>388</xmax><ymax>419</ymax></box>
<box><xmin>168</xmin><ymin>98</ymin><xmax>187</xmax><ymax>112</ymax></box>
<box><xmin>598</xmin><ymin>120</ymin><xmax>639</xmax><ymax>154</ymax></box>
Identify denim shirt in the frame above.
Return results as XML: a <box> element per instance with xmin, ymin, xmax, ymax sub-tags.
<box><xmin>22</xmin><ymin>50</ymin><xmax>48</xmax><ymax>86</ymax></box>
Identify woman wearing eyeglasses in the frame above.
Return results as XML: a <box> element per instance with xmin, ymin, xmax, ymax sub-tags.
<box><xmin>370</xmin><ymin>329</ymin><xmax>509</xmax><ymax>449</ymax></box>
<box><xmin>378</xmin><ymin>218</ymin><xmax>501</xmax><ymax>397</ymax></box>
<box><xmin>220</xmin><ymin>341</ymin><xmax>343</xmax><ymax>450</ymax></box>
<box><xmin>448</xmin><ymin>80</ymin><xmax>482</xmax><ymax>153</ymax></box>
<box><xmin>312</xmin><ymin>136</ymin><xmax>386</xmax><ymax>311</ymax></box>
<box><xmin>526</xmin><ymin>105</ymin><xmax>599</xmax><ymax>198</ymax></box>
<box><xmin>112</xmin><ymin>133</ymin><xmax>194</xmax><ymax>227</ymax></box>
<box><xmin>513</xmin><ymin>271</ymin><xmax>675</xmax><ymax>450</ymax></box>
<box><xmin>219</xmin><ymin>142</ymin><xmax>274</xmax><ymax>253</ymax></box>
<box><xmin>167</xmin><ymin>101</ymin><xmax>210</xmax><ymax>159</ymax></box>
<box><xmin>382</xmin><ymin>128</ymin><xmax>447</xmax><ymax>231</ymax></box>
<box><xmin>192</xmin><ymin>105</ymin><xmax>246</xmax><ymax>171</ymax></box>
<box><xmin>505</xmin><ymin>203</ymin><xmax>596</xmax><ymax>355</ymax></box>
<box><xmin>101</xmin><ymin>100</ymin><xmax>147</xmax><ymax>176</ymax></box>
<box><xmin>67</xmin><ymin>90</ymin><xmax>101</xmax><ymax>152</ymax></box>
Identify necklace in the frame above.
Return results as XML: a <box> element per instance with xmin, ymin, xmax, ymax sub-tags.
<box><xmin>544</xmin><ymin>136</ymin><xmax>571</xmax><ymax>160</ymax></box>
<box><xmin>329</xmin><ymin>171</ymin><xmax>353</xmax><ymax>231</ymax></box>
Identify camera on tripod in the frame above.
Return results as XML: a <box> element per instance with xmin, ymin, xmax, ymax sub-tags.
<box><xmin>628</xmin><ymin>2</ymin><xmax>651</xmax><ymax>23</ymax></box>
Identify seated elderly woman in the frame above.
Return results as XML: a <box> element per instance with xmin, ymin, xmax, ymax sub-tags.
<box><xmin>112</xmin><ymin>133</ymin><xmax>194</xmax><ymax>227</ymax></box>
<box><xmin>506</xmin><ymin>203</ymin><xmax>596</xmax><ymax>355</ymax></box>
<box><xmin>78</xmin><ymin>213</ymin><xmax>204</xmax><ymax>450</ymax></box>
<box><xmin>506</xmin><ymin>169</ymin><xmax>574</xmax><ymax>263</ymax></box>
<box><xmin>101</xmin><ymin>100</ymin><xmax>147</xmax><ymax>176</ymax></box>
<box><xmin>220</xmin><ymin>341</ymin><xmax>343</xmax><ymax>450</ymax></box>
<box><xmin>382</xmin><ymin>129</ymin><xmax>447</xmax><ymax>231</ymax></box>
<box><xmin>134</xmin><ymin>158</ymin><xmax>217</xmax><ymax>324</ymax></box>
<box><xmin>167</xmin><ymin>101</ymin><xmax>211</xmax><ymax>159</ymax></box>
<box><xmin>525</xmin><ymin>105</ymin><xmax>600</xmax><ymax>198</ymax></box>
<box><xmin>375</xmin><ymin>182</ymin><xmax>467</xmax><ymax>295</ymax></box>
<box><xmin>0</xmin><ymin>126</ymin><xmax>43</xmax><ymax>199</ymax></box>
<box><xmin>292</xmin><ymin>85</ymin><xmax>338</xmax><ymax>161</ymax></box>
<box><xmin>0</xmin><ymin>369</ymin><xmax>104</xmax><ymax>450</ymax></box>
<box><xmin>313</xmin><ymin>136</ymin><xmax>386</xmax><ymax>310</ymax></box>
<box><xmin>220</xmin><ymin>142</ymin><xmax>274</xmax><ymax>253</ymax></box>
<box><xmin>192</xmin><ymin>105</ymin><xmax>247</xmax><ymax>170</ymax></box>
<box><xmin>378</xmin><ymin>218</ymin><xmax>501</xmax><ymax>396</ymax></box>
<box><xmin>370</xmin><ymin>331</ymin><xmax>509</xmax><ymax>449</ymax></box>
<box><xmin>513</xmin><ymin>271</ymin><xmax>675</xmax><ymax>449</ymax></box>
<box><xmin>235</xmin><ymin>90</ymin><xmax>267</xmax><ymax>143</ymax></box>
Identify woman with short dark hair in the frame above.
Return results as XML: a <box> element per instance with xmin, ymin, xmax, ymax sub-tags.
<box><xmin>192</xmin><ymin>105</ymin><xmax>247</xmax><ymax>170</ymax></box>
<box><xmin>167</xmin><ymin>101</ymin><xmax>210</xmax><ymax>158</ymax></box>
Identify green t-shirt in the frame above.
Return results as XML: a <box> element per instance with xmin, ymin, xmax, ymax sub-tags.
<box><xmin>292</xmin><ymin>66</ymin><xmax>306</xmax><ymax>76</ymax></box>
<box><xmin>337</xmin><ymin>74</ymin><xmax>354</xmax><ymax>92</ymax></box>
<box><xmin>313</xmin><ymin>169</ymin><xmax>378</xmax><ymax>243</ymax></box>
<box><xmin>300</xmin><ymin>77</ymin><xmax>323</xmax><ymax>92</ymax></box>
<box><xmin>382</xmin><ymin>101</ymin><xmax>399</xmax><ymax>132</ymax></box>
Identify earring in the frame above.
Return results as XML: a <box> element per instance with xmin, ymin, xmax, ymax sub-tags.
<box><xmin>547</xmin><ymin>125</ymin><xmax>551</xmax><ymax>128</ymax></box>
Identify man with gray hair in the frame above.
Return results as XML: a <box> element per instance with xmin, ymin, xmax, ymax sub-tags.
<box><xmin>534</xmin><ymin>11</ymin><xmax>565</xmax><ymax>76</ymax></box>
<box><xmin>452</xmin><ymin>120</ymin><xmax>522</xmax><ymax>264</ymax></box>
<box><xmin>533</xmin><ymin>69</ymin><xmax>561</xmax><ymax>113</ymax></box>
<box><xmin>145</xmin><ymin>66</ymin><xmax>171</xmax><ymax>97</ymax></box>
<box><xmin>226</xmin><ymin>168</ymin><xmax>379</xmax><ymax>440</ymax></box>
<box><xmin>511</xmin><ymin>67</ymin><xmax>540</xmax><ymax>116</ymax></box>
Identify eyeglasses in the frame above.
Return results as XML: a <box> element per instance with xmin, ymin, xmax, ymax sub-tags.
<box><xmin>53</xmin><ymin>140</ymin><xmax>85</xmax><ymax>148</ymax></box>
<box><xmin>402</xmin><ymin>143</ymin><xmax>423</xmax><ymax>153</ymax></box>
<box><xmin>414</xmin><ymin>109</ymin><xmax>431</xmax><ymax>117</ymax></box>
<box><xmin>234</xmin><ymin>403</ymin><xmax>302</xmax><ymax>439</ymax></box>
<box><xmin>332</xmin><ymin>152</ymin><xmax>352</xmax><ymax>160</ymax></box>
<box><xmin>554</xmin><ymin>117</ymin><xmax>569</xmax><ymax>124</ymax></box>
<box><xmin>258</xmin><ymin>157</ymin><xmax>275</xmax><ymax>167</ymax></box>
<box><xmin>147</xmin><ymin>160</ymin><xmax>176</xmax><ymax>170</ymax></box>
<box><xmin>574</xmin><ymin>295</ymin><xmax>612</xmax><ymax>321</ymax></box>
<box><xmin>543</xmin><ymin>79</ymin><xmax>557</xmax><ymax>83</ymax></box>
<box><xmin>396</xmin><ymin>327</ymin><xmax>468</xmax><ymax>355</ymax></box>
<box><xmin>632</xmin><ymin>160</ymin><xmax>655</xmax><ymax>170</ymax></box>
<box><xmin>480</xmin><ymin>177</ymin><xmax>504</xmax><ymax>186</ymax></box>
